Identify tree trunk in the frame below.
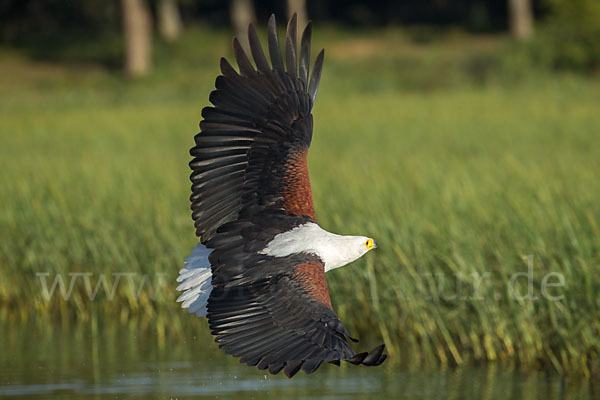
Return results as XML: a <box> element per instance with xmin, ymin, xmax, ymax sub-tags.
<box><xmin>122</xmin><ymin>0</ymin><xmax>152</xmax><ymax>77</ymax></box>
<box><xmin>230</xmin><ymin>0</ymin><xmax>255</xmax><ymax>52</ymax></box>
<box><xmin>508</xmin><ymin>0</ymin><xmax>534</xmax><ymax>40</ymax></box>
<box><xmin>287</xmin><ymin>0</ymin><xmax>308</xmax><ymax>30</ymax></box>
<box><xmin>158</xmin><ymin>0</ymin><xmax>182</xmax><ymax>42</ymax></box>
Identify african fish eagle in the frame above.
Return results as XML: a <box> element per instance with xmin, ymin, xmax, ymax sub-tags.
<box><xmin>176</xmin><ymin>13</ymin><xmax>386</xmax><ymax>378</ymax></box>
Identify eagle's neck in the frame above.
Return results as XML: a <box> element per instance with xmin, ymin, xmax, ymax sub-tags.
<box><xmin>260</xmin><ymin>223</ymin><xmax>368</xmax><ymax>272</ymax></box>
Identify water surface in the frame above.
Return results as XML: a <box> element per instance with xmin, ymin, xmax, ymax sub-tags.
<box><xmin>0</xmin><ymin>323</ymin><xmax>593</xmax><ymax>399</ymax></box>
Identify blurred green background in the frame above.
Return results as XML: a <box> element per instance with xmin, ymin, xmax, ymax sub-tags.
<box><xmin>1</xmin><ymin>0</ymin><xmax>599</xmax><ymax>382</ymax></box>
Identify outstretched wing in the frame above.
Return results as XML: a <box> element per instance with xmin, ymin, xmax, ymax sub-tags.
<box><xmin>190</xmin><ymin>14</ymin><xmax>325</xmax><ymax>243</ymax></box>
<box><xmin>206</xmin><ymin>223</ymin><xmax>387</xmax><ymax>377</ymax></box>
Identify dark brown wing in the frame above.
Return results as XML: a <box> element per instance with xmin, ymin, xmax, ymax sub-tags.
<box><xmin>207</xmin><ymin>252</ymin><xmax>387</xmax><ymax>378</ymax></box>
<box><xmin>190</xmin><ymin>14</ymin><xmax>325</xmax><ymax>242</ymax></box>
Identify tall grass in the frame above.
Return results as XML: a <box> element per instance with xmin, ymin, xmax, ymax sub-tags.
<box><xmin>1</xmin><ymin>26</ymin><xmax>599</xmax><ymax>376</ymax></box>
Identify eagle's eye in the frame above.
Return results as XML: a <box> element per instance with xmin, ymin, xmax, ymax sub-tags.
<box><xmin>365</xmin><ymin>238</ymin><xmax>375</xmax><ymax>250</ymax></box>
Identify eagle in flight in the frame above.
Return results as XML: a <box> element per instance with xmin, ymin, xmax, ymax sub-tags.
<box><xmin>176</xmin><ymin>13</ymin><xmax>386</xmax><ymax>378</ymax></box>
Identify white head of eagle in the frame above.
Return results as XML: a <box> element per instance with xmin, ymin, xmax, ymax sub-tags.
<box><xmin>176</xmin><ymin>13</ymin><xmax>387</xmax><ymax>378</ymax></box>
<box><xmin>260</xmin><ymin>222</ymin><xmax>377</xmax><ymax>272</ymax></box>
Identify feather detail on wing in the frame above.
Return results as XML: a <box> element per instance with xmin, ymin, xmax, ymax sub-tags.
<box><xmin>190</xmin><ymin>14</ymin><xmax>325</xmax><ymax>242</ymax></box>
<box><xmin>207</xmin><ymin>256</ymin><xmax>386</xmax><ymax>378</ymax></box>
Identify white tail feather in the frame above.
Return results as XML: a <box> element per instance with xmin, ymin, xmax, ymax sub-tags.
<box><xmin>176</xmin><ymin>243</ymin><xmax>213</xmax><ymax>317</ymax></box>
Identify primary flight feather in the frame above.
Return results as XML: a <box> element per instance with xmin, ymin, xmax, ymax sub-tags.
<box><xmin>176</xmin><ymin>13</ymin><xmax>386</xmax><ymax>378</ymax></box>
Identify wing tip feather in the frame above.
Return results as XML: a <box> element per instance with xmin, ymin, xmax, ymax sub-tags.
<box><xmin>308</xmin><ymin>48</ymin><xmax>325</xmax><ymax>104</ymax></box>
<box><xmin>283</xmin><ymin>360</ymin><xmax>303</xmax><ymax>378</ymax></box>
<box><xmin>346</xmin><ymin>344</ymin><xmax>387</xmax><ymax>366</ymax></box>
<box><xmin>232</xmin><ymin>36</ymin><xmax>255</xmax><ymax>76</ymax></box>
<box><xmin>285</xmin><ymin>13</ymin><xmax>298</xmax><ymax>77</ymax></box>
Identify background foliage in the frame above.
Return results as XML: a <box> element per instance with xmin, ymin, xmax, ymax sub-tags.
<box><xmin>1</xmin><ymin>0</ymin><xmax>599</xmax><ymax>72</ymax></box>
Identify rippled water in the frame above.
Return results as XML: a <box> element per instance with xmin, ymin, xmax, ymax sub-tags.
<box><xmin>0</xmin><ymin>322</ymin><xmax>594</xmax><ymax>399</ymax></box>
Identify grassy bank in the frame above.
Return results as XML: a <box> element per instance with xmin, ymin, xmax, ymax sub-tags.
<box><xmin>1</xmin><ymin>26</ymin><xmax>599</xmax><ymax>376</ymax></box>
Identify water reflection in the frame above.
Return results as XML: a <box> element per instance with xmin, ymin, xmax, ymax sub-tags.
<box><xmin>0</xmin><ymin>322</ymin><xmax>594</xmax><ymax>399</ymax></box>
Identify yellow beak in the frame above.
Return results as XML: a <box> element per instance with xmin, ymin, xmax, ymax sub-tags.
<box><xmin>366</xmin><ymin>238</ymin><xmax>377</xmax><ymax>250</ymax></box>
